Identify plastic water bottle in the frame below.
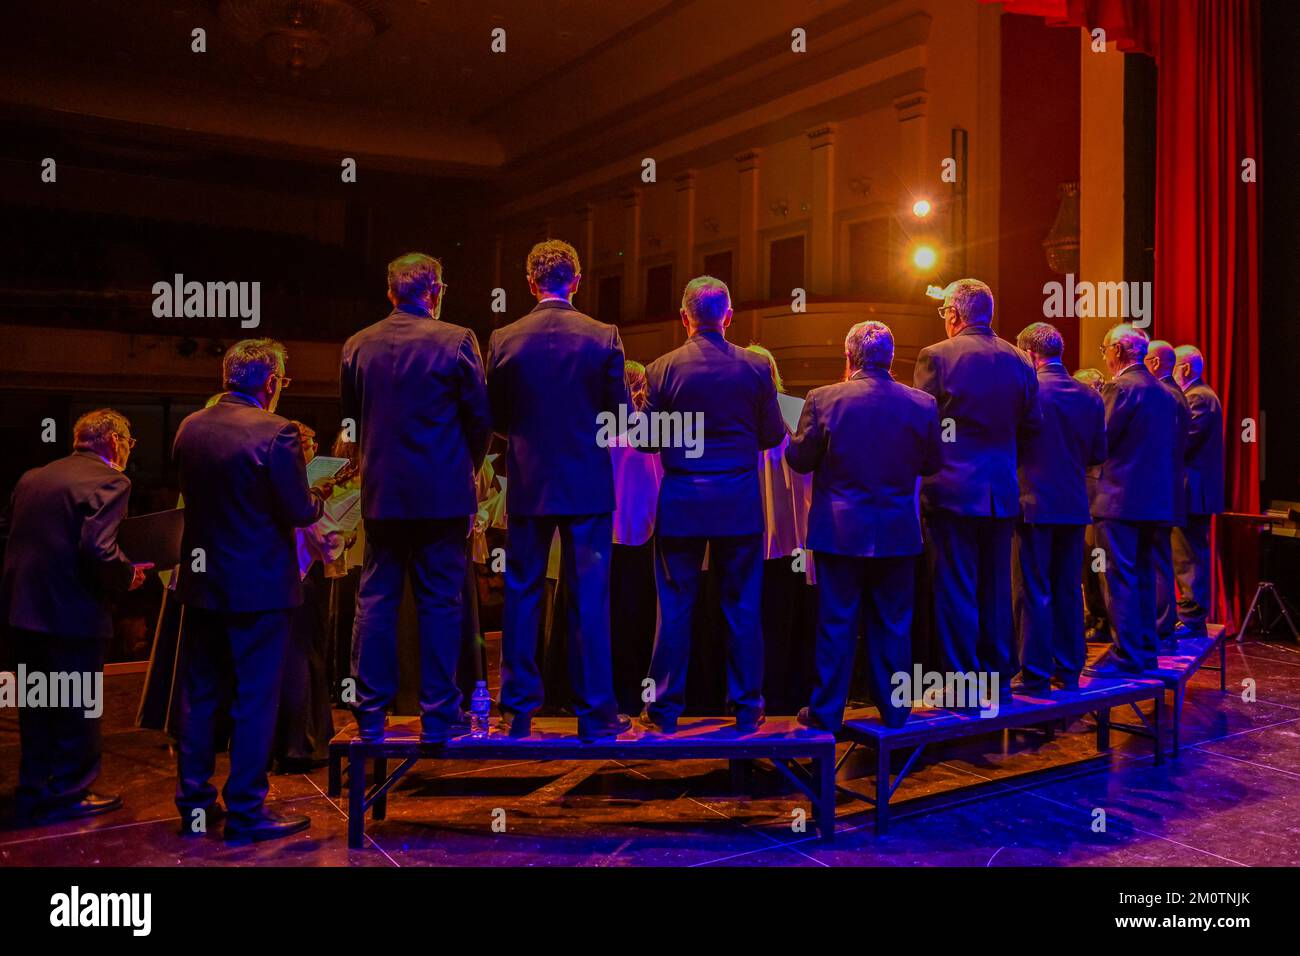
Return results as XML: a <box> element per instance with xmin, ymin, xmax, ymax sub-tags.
<box><xmin>470</xmin><ymin>681</ymin><xmax>491</xmax><ymax>738</ymax></box>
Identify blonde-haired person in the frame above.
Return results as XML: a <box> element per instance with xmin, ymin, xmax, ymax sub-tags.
<box><xmin>745</xmin><ymin>344</ymin><xmax>816</xmax><ymax>715</ymax></box>
<box><xmin>609</xmin><ymin>359</ymin><xmax>664</xmax><ymax>712</ymax></box>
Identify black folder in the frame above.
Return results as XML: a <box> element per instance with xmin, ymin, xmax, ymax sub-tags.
<box><xmin>116</xmin><ymin>508</ymin><xmax>184</xmax><ymax>568</ymax></box>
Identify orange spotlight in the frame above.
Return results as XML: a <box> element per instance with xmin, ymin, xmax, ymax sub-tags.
<box><xmin>911</xmin><ymin>244</ymin><xmax>938</xmax><ymax>271</ymax></box>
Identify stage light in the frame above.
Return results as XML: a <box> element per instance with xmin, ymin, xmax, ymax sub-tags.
<box><xmin>912</xmin><ymin>198</ymin><xmax>933</xmax><ymax>218</ymax></box>
<box><xmin>911</xmin><ymin>244</ymin><xmax>938</xmax><ymax>271</ymax></box>
<box><xmin>925</xmin><ymin>284</ymin><xmax>946</xmax><ymax>300</ymax></box>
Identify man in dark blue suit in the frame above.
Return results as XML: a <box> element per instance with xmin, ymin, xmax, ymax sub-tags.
<box><xmin>914</xmin><ymin>279</ymin><xmax>1038</xmax><ymax>703</ymax></box>
<box><xmin>485</xmin><ymin>240</ymin><xmax>631</xmax><ymax>740</ymax></box>
<box><xmin>1011</xmin><ymin>323</ymin><xmax>1107</xmax><ymax>692</ymax></box>
<box><xmin>786</xmin><ymin>321</ymin><xmax>941</xmax><ymax>730</ymax></box>
<box><xmin>341</xmin><ymin>253</ymin><xmax>491</xmax><ymax>743</ymax></box>
<box><xmin>1172</xmin><ymin>345</ymin><xmax>1225</xmax><ymax>637</ymax></box>
<box><xmin>2</xmin><ymin>410</ymin><xmax>148</xmax><ymax>824</ymax></box>
<box><xmin>173</xmin><ymin>339</ymin><xmax>327</xmax><ymax>843</ymax></box>
<box><xmin>1145</xmin><ymin>339</ymin><xmax>1191</xmax><ymax>652</ymax></box>
<box><xmin>1085</xmin><ymin>324</ymin><xmax>1184</xmax><ymax>676</ymax></box>
<box><xmin>638</xmin><ymin>276</ymin><xmax>785</xmax><ymax>734</ymax></box>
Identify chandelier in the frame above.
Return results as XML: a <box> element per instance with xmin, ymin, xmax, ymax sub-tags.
<box><xmin>217</xmin><ymin>0</ymin><xmax>388</xmax><ymax>76</ymax></box>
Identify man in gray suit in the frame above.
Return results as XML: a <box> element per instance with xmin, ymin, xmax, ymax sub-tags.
<box><xmin>1172</xmin><ymin>345</ymin><xmax>1225</xmax><ymax>637</ymax></box>
<box><xmin>1085</xmin><ymin>324</ymin><xmax>1183</xmax><ymax>676</ymax></box>
<box><xmin>914</xmin><ymin>279</ymin><xmax>1038</xmax><ymax>704</ymax></box>
<box><xmin>1145</xmin><ymin>339</ymin><xmax>1191</xmax><ymax>653</ymax></box>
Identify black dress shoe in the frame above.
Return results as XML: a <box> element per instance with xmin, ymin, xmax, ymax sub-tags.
<box><xmin>421</xmin><ymin>711</ymin><xmax>472</xmax><ymax>744</ymax></box>
<box><xmin>1082</xmin><ymin>651</ymin><xmax>1143</xmax><ymax>679</ymax></box>
<box><xmin>1010</xmin><ymin>676</ymin><xmax>1052</xmax><ymax>696</ymax></box>
<box><xmin>578</xmin><ymin>713</ymin><xmax>633</xmax><ymax>742</ymax></box>
<box><xmin>40</xmin><ymin>792</ymin><xmax>123</xmax><ymax>823</ymax></box>
<box><xmin>224</xmin><ymin>812</ymin><xmax>310</xmax><ymax>845</ymax></box>
<box><xmin>1158</xmin><ymin>637</ymin><xmax>1180</xmax><ymax>656</ymax></box>
<box><xmin>1174</xmin><ymin>621</ymin><xmax>1208</xmax><ymax>639</ymax></box>
<box><xmin>796</xmin><ymin>707</ymin><xmax>827</xmax><ymax>730</ymax></box>
<box><xmin>500</xmin><ymin>711</ymin><xmax>534</xmax><ymax>738</ymax></box>
<box><xmin>1051</xmin><ymin>674</ymin><xmax>1081</xmax><ymax>692</ymax></box>
<box><xmin>637</xmin><ymin>711</ymin><xmax>677</xmax><ymax>735</ymax></box>
<box><xmin>355</xmin><ymin>718</ymin><xmax>387</xmax><ymax>742</ymax></box>
<box><xmin>734</xmin><ymin>713</ymin><xmax>766</xmax><ymax>735</ymax></box>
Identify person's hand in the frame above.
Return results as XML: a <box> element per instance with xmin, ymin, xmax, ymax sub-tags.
<box><xmin>311</xmin><ymin>478</ymin><xmax>336</xmax><ymax>498</ymax></box>
<box><xmin>129</xmin><ymin>562</ymin><xmax>154</xmax><ymax>591</ymax></box>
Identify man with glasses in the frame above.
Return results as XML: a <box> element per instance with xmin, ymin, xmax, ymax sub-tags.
<box><xmin>914</xmin><ymin>279</ymin><xmax>1039</xmax><ymax>707</ymax></box>
<box><xmin>172</xmin><ymin>338</ymin><xmax>329</xmax><ymax>844</ymax></box>
<box><xmin>2</xmin><ymin>409</ymin><xmax>150</xmax><ymax>824</ymax></box>
<box><xmin>1085</xmin><ymin>324</ymin><xmax>1182</xmax><ymax>676</ymax></box>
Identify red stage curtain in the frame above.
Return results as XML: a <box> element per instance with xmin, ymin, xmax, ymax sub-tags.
<box><xmin>981</xmin><ymin>0</ymin><xmax>1263</xmax><ymax>630</ymax></box>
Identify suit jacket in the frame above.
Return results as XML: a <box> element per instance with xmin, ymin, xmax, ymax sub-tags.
<box><xmin>1182</xmin><ymin>379</ymin><xmax>1225</xmax><ymax>515</ymax></box>
<box><xmin>172</xmin><ymin>393</ymin><xmax>323</xmax><ymax>613</ymax></box>
<box><xmin>341</xmin><ymin>306</ymin><xmax>491</xmax><ymax>520</ymax></box>
<box><xmin>486</xmin><ymin>299</ymin><xmax>630</xmax><ymax>517</ymax></box>
<box><xmin>1090</xmin><ymin>363</ymin><xmax>1183</xmax><ymax>523</ymax></box>
<box><xmin>786</xmin><ymin>367</ymin><xmax>942</xmax><ymax>557</ymax></box>
<box><xmin>913</xmin><ymin>325</ymin><xmax>1039</xmax><ymax>518</ymax></box>
<box><xmin>1159</xmin><ymin>374</ymin><xmax>1192</xmax><ymax>526</ymax></box>
<box><xmin>1</xmin><ymin>452</ymin><xmax>134</xmax><ymax>639</ymax></box>
<box><xmin>643</xmin><ymin>330</ymin><xmax>785</xmax><ymax>538</ymax></box>
<box><xmin>1017</xmin><ymin>363</ymin><xmax>1107</xmax><ymax>524</ymax></box>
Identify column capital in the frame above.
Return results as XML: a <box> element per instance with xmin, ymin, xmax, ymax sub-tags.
<box><xmin>806</xmin><ymin>123</ymin><xmax>838</xmax><ymax>149</ymax></box>
<box><xmin>621</xmin><ymin>188</ymin><xmax>643</xmax><ymax>208</ymax></box>
<box><xmin>576</xmin><ymin>202</ymin><xmax>596</xmax><ymax>220</ymax></box>
<box><xmin>674</xmin><ymin>169</ymin><xmax>697</xmax><ymax>191</ymax></box>
<box><xmin>734</xmin><ymin>148</ymin><xmax>762</xmax><ymax>172</ymax></box>
<box><xmin>893</xmin><ymin>91</ymin><xmax>928</xmax><ymax>122</ymax></box>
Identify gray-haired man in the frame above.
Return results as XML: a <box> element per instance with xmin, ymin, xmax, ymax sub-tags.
<box><xmin>2</xmin><ymin>409</ymin><xmax>148</xmax><ymax>824</ymax></box>
<box><xmin>1012</xmin><ymin>323</ymin><xmax>1106</xmax><ymax>692</ymax></box>
<box><xmin>914</xmin><ymin>279</ymin><xmax>1039</xmax><ymax>705</ymax></box>
<box><xmin>787</xmin><ymin>321</ymin><xmax>942</xmax><ymax>730</ymax></box>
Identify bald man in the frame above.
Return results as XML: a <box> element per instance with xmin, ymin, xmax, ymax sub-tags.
<box><xmin>1144</xmin><ymin>340</ymin><xmax>1190</xmax><ymax>653</ymax></box>
<box><xmin>1172</xmin><ymin>346</ymin><xmax>1224</xmax><ymax>637</ymax></box>
<box><xmin>1085</xmin><ymin>325</ymin><xmax>1183</xmax><ymax>676</ymax></box>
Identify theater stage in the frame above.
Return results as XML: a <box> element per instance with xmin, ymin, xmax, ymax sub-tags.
<box><xmin>2</xmin><ymin>634</ymin><xmax>1298</xmax><ymax>868</ymax></box>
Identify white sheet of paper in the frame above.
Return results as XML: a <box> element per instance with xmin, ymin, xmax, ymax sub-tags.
<box><xmin>777</xmin><ymin>392</ymin><xmax>805</xmax><ymax>433</ymax></box>
<box><xmin>306</xmin><ymin>455</ymin><xmax>349</xmax><ymax>485</ymax></box>
<box><xmin>325</xmin><ymin>490</ymin><xmax>363</xmax><ymax>533</ymax></box>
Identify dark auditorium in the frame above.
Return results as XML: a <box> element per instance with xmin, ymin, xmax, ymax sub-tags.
<box><xmin>0</xmin><ymin>0</ymin><xmax>1296</xmax><ymax>930</ymax></box>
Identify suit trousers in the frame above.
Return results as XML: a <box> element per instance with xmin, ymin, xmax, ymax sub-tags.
<box><xmin>13</xmin><ymin>629</ymin><xmax>105</xmax><ymax>811</ymax></box>
<box><xmin>809</xmin><ymin>553</ymin><xmax>914</xmax><ymax>731</ymax></box>
<box><xmin>1153</xmin><ymin>527</ymin><xmax>1179</xmax><ymax>638</ymax></box>
<box><xmin>176</xmin><ymin>607</ymin><xmax>291</xmax><ymax>826</ymax></box>
<box><xmin>1012</xmin><ymin>523</ymin><xmax>1088</xmax><ymax>687</ymax></box>
<box><xmin>925</xmin><ymin>513</ymin><xmax>1015</xmax><ymax>700</ymax></box>
<box><xmin>351</xmin><ymin>517</ymin><xmax>470</xmax><ymax>736</ymax></box>
<box><xmin>647</xmin><ymin>533</ymin><xmax>765</xmax><ymax>723</ymax></box>
<box><xmin>500</xmin><ymin>513</ymin><xmax>619</xmax><ymax>731</ymax></box>
<box><xmin>1082</xmin><ymin>523</ymin><xmax>1110</xmax><ymax>635</ymax></box>
<box><xmin>1094</xmin><ymin>519</ymin><xmax>1162</xmax><ymax>670</ymax></box>
<box><xmin>1172</xmin><ymin>514</ymin><xmax>1213</xmax><ymax>631</ymax></box>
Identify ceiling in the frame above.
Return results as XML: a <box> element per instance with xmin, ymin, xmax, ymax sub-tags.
<box><xmin>0</xmin><ymin>0</ymin><xmax>915</xmax><ymax>183</ymax></box>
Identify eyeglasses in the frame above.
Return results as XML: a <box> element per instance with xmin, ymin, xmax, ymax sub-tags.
<box><xmin>120</xmin><ymin>436</ymin><xmax>137</xmax><ymax>449</ymax></box>
<box><xmin>276</xmin><ymin>376</ymin><xmax>292</xmax><ymax>390</ymax></box>
<box><xmin>937</xmin><ymin>306</ymin><xmax>955</xmax><ymax>321</ymax></box>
